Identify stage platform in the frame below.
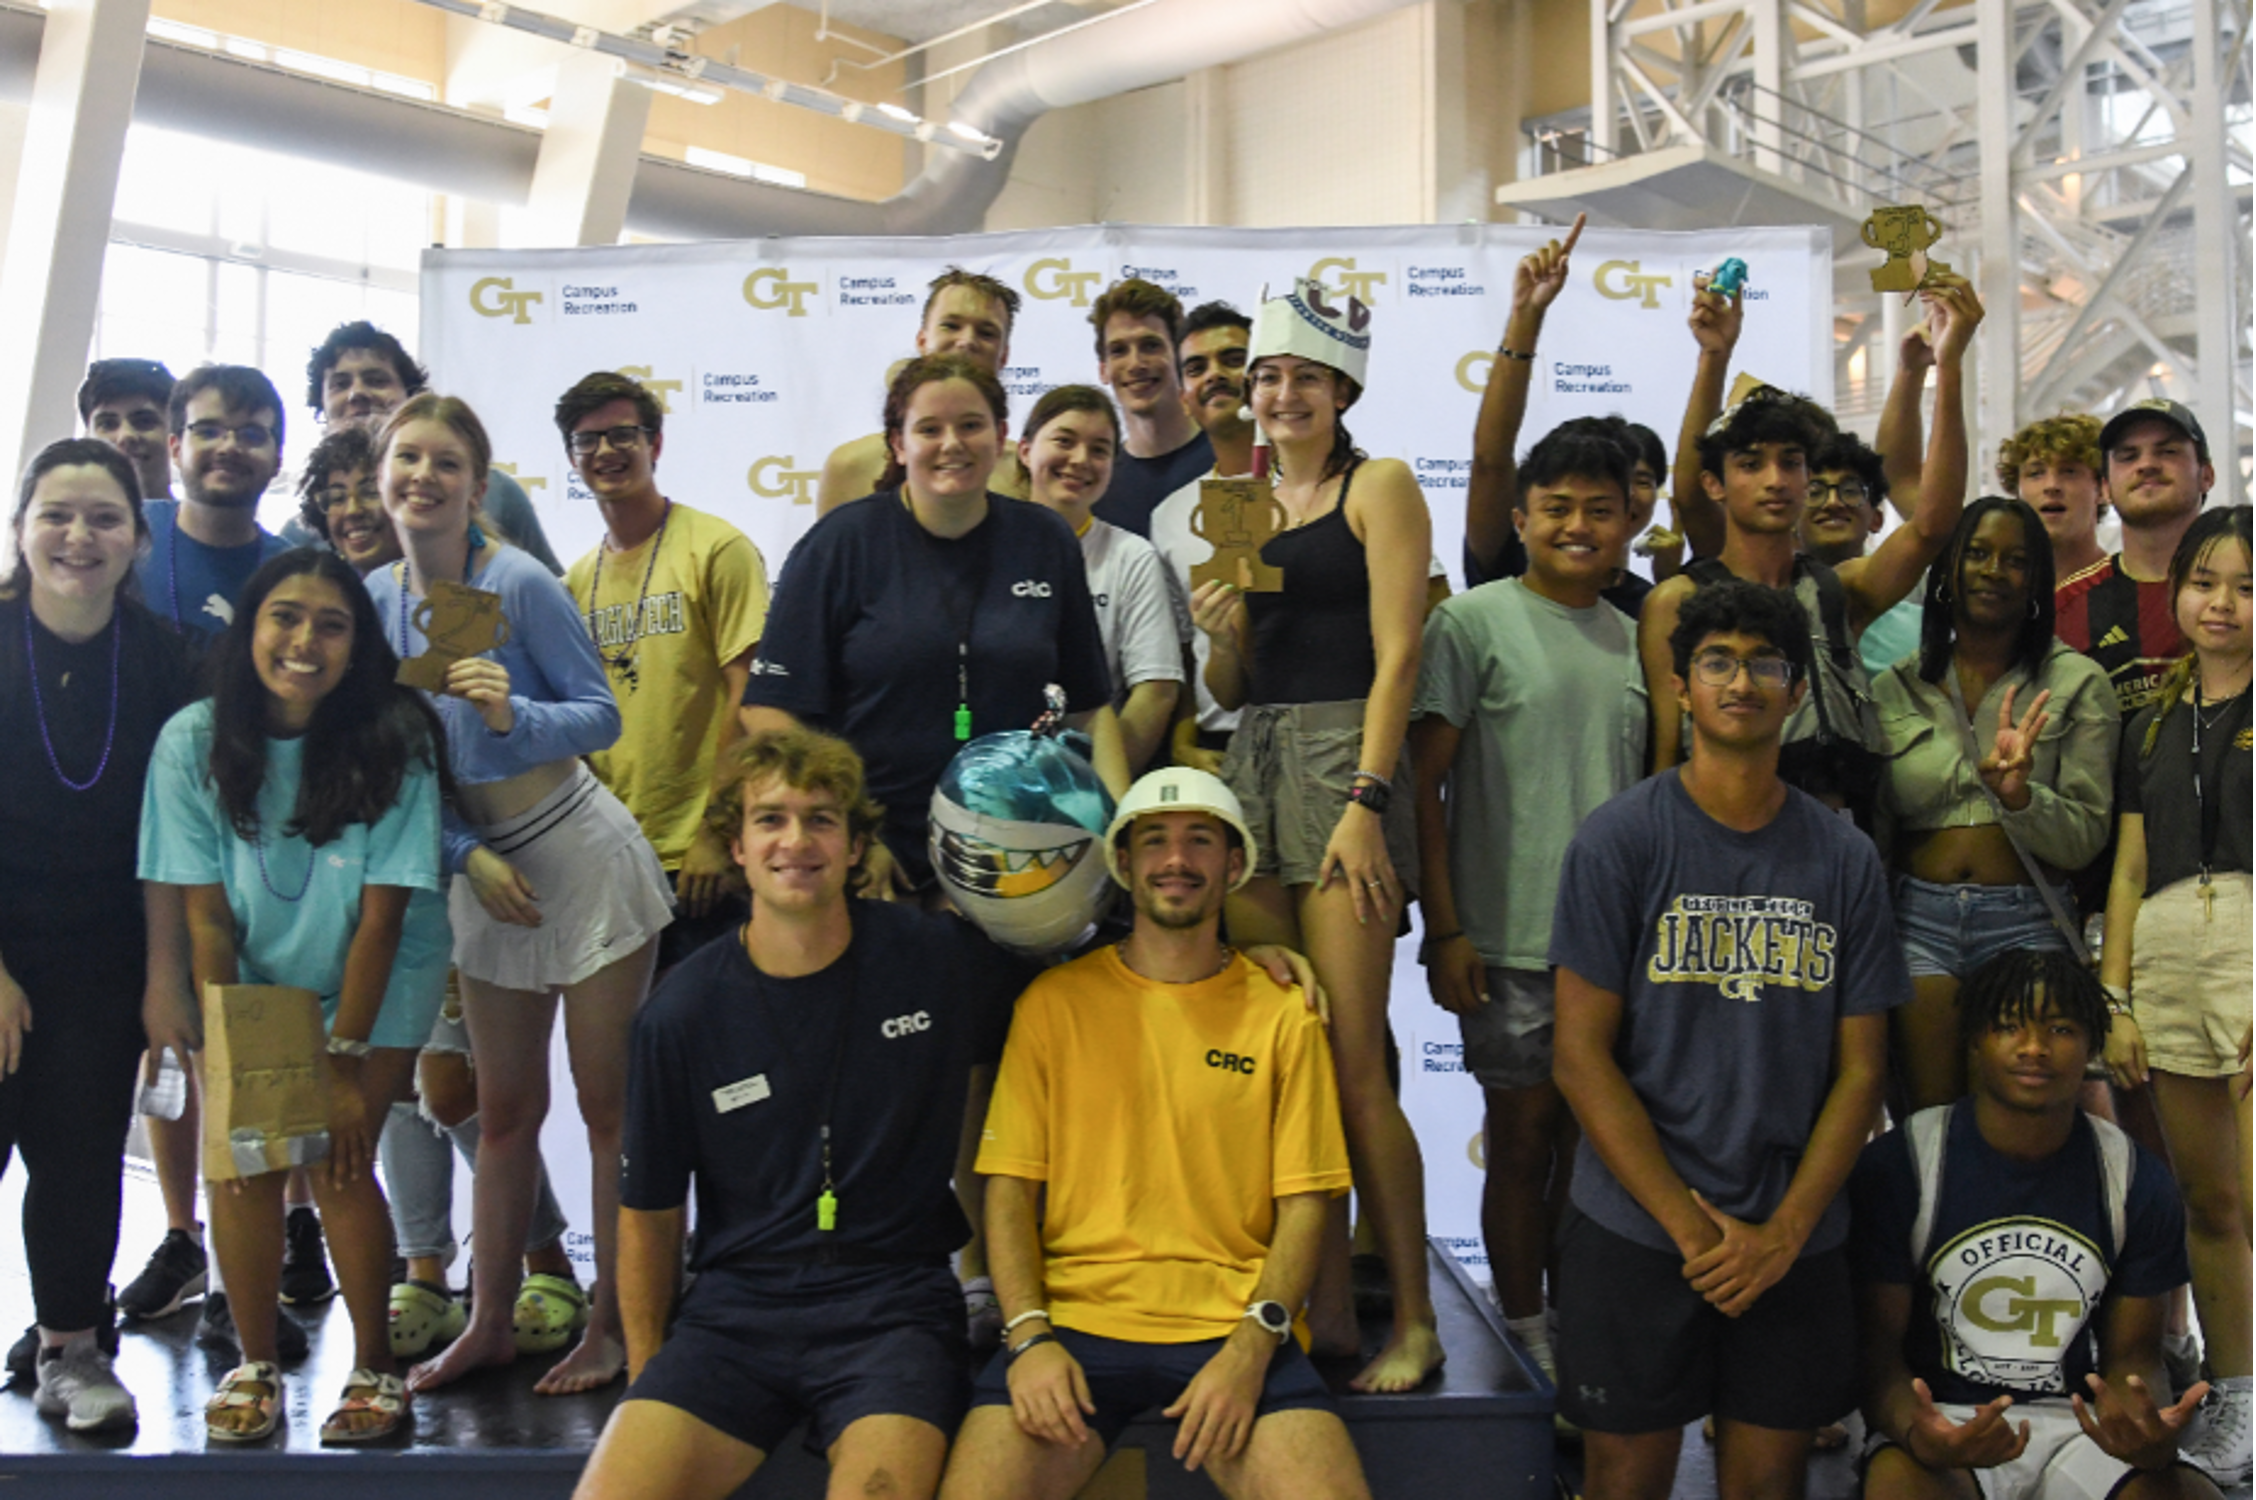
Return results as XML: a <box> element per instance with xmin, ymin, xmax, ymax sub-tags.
<box><xmin>0</xmin><ymin>1239</ymin><xmax>1551</xmax><ymax>1499</ymax></box>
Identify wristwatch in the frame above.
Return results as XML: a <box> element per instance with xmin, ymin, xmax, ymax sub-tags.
<box><xmin>1244</xmin><ymin>1300</ymin><xmax>1291</xmax><ymax>1343</ymax></box>
<box><xmin>1345</xmin><ymin>779</ymin><xmax>1391</xmax><ymax>816</ymax></box>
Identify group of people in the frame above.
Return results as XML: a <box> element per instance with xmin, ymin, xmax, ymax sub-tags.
<box><xmin>0</xmin><ymin>220</ymin><xmax>2242</xmax><ymax>1500</ymax></box>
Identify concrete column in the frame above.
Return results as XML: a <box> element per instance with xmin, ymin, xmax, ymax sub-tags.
<box><xmin>517</xmin><ymin>50</ymin><xmax>650</xmax><ymax>249</ymax></box>
<box><xmin>1750</xmin><ymin>0</ymin><xmax>1783</xmax><ymax>173</ymax></box>
<box><xmin>1184</xmin><ymin>67</ymin><xmax>1228</xmax><ymax>226</ymax></box>
<box><xmin>1589</xmin><ymin>0</ymin><xmax>1615</xmax><ymax>157</ymax></box>
<box><xmin>2186</xmin><ymin>0</ymin><xmax>2241</xmax><ymax>493</ymax></box>
<box><xmin>0</xmin><ymin>0</ymin><xmax>151</xmax><ymax>492</ymax></box>
<box><xmin>1973</xmin><ymin>0</ymin><xmax>2019</xmax><ymax>457</ymax></box>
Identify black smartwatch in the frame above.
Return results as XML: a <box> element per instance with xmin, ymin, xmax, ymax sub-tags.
<box><xmin>1345</xmin><ymin>778</ymin><xmax>1391</xmax><ymax>816</ymax></box>
<box><xmin>1244</xmin><ymin>1300</ymin><xmax>1292</xmax><ymax>1342</ymax></box>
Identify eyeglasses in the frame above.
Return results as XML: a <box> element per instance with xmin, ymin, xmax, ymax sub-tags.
<box><xmin>321</xmin><ymin>483</ymin><xmax>382</xmax><ymax>512</ymax></box>
<box><xmin>1691</xmin><ymin>652</ymin><xmax>1798</xmax><ymax>690</ymax></box>
<box><xmin>186</xmin><ymin>421</ymin><xmax>275</xmax><ymax>449</ymax></box>
<box><xmin>569</xmin><ymin>425</ymin><xmax>651</xmax><ymax>456</ymax></box>
<box><xmin>1809</xmin><ymin>479</ymin><xmax>1869</xmax><ymax>504</ymax></box>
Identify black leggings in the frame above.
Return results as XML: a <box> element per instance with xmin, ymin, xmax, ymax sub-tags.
<box><xmin>0</xmin><ymin>932</ymin><xmax>145</xmax><ymax>1332</ymax></box>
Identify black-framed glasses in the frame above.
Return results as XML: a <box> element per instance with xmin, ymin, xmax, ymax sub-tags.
<box><xmin>569</xmin><ymin>425</ymin><xmax>652</xmax><ymax>456</ymax></box>
<box><xmin>1810</xmin><ymin>479</ymin><xmax>1870</xmax><ymax>504</ymax></box>
<box><xmin>1691</xmin><ymin>651</ymin><xmax>1797</xmax><ymax>690</ymax></box>
<box><xmin>321</xmin><ymin>481</ymin><xmax>382</xmax><ymax>512</ymax></box>
<box><xmin>186</xmin><ymin>421</ymin><xmax>275</xmax><ymax>448</ymax></box>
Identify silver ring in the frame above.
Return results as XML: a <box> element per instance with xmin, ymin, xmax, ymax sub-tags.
<box><xmin>1366</xmin><ymin>878</ymin><xmax>1384</xmax><ymax>888</ymax></box>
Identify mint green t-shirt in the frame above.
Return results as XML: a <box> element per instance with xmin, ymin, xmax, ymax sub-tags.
<box><xmin>138</xmin><ymin>700</ymin><xmax>445</xmax><ymax>1011</ymax></box>
<box><xmin>1413</xmin><ymin>579</ymin><xmax>1648</xmax><ymax>971</ymax></box>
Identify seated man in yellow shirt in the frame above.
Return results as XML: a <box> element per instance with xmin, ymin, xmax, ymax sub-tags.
<box><xmin>939</xmin><ymin>768</ymin><xmax>1371</xmax><ymax>1500</ymax></box>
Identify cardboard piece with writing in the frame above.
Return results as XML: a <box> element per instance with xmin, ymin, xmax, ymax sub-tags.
<box><xmin>200</xmin><ymin>983</ymin><xmax>331</xmax><ymax>1183</ymax></box>
<box><xmin>1862</xmin><ymin>204</ymin><xmax>1952</xmax><ymax>295</ymax></box>
<box><xmin>396</xmin><ymin>580</ymin><xmax>511</xmax><ymax>691</ymax></box>
<box><xmin>1189</xmin><ymin>476</ymin><xmax>1287</xmax><ymax>593</ymax></box>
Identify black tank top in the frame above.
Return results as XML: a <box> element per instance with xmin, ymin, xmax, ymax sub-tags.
<box><xmin>1247</xmin><ymin>462</ymin><xmax>1376</xmax><ymax>705</ymax></box>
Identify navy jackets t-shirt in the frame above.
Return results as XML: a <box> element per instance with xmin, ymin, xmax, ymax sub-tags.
<box><xmin>1549</xmin><ymin>770</ymin><xmax>1912</xmax><ymax>1256</ymax></box>
<box><xmin>620</xmin><ymin>903</ymin><xmax>1037</xmax><ymax>1270</ymax></box>
<box><xmin>1094</xmin><ymin>432</ymin><xmax>1214</xmax><ymax>539</ymax></box>
<box><xmin>743</xmin><ymin>494</ymin><xmax>1111</xmax><ymax>865</ymax></box>
<box><xmin>1849</xmin><ymin>1104</ymin><xmax>2187</xmax><ymax>1405</ymax></box>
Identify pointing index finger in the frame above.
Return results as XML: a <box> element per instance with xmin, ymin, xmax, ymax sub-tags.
<box><xmin>1560</xmin><ymin>213</ymin><xmax>1587</xmax><ymax>258</ymax></box>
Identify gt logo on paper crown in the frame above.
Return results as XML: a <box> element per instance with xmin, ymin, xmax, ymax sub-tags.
<box><xmin>1594</xmin><ymin>260</ymin><xmax>1674</xmax><ymax>310</ymax></box>
<box><xmin>1025</xmin><ymin>258</ymin><xmax>1101</xmax><ymax>307</ymax></box>
<box><xmin>749</xmin><ymin>456</ymin><xmax>820</xmax><ymax>506</ymax></box>
<box><xmin>616</xmin><ymin>366</ymin><xmax>682</xmax><ymax>415</ymax></box>
<box><xmin>743</xmin><ymin>267</ymin><xmax>819</xmax><ymax>317</ymax></box>
<box><xmin>470</xmin><ymin>277</ymin><xmax>543</xmax><ymax>324</ymax></box>
<box><xmin>1308</xmin><ymin>256</ymin><xmax>1387</xmax><ymax>305</ymax></box>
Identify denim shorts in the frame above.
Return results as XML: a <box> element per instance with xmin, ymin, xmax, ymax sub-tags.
<box><xmin>1892</xmin><ymin>875</ymin><xmax>2073</xmax><ymax>980</ymax></box>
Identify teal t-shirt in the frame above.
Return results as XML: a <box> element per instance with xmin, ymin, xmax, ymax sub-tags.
<box><xmin>1859</xmin><ymin>592</ymin><xmax>1923</xmax><ymax>678</ymax></box>
<box><xmin>1412</xmin><ymin>579</ymin><xmax>1648</xmax><ymax>970</ymax></box>
<box><xmin>138</xmin><ymin>700</ymin><xmax>446</xmax><ymax>1010</ymax></box>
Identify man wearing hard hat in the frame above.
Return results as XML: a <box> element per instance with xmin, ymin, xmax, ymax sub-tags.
<box><xmin>940</xmin><ymin>766</ymin><xmax>1370</xmax><ymax>1500</ymax></box>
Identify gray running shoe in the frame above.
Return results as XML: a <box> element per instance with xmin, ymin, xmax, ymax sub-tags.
<box><xmin>196</xmin><ymin>1290</ymin><xmax>309</xmax><ymax>1363</ymax></box>
<box><xmin>33</xmin><ymin>1336</ymin><xmax>137</xmax><ymax>1432</ymax></box>
<box><xmin>2183</xmin><ymin>1377</ymin><xmax>2253</xmax><ymax>1488</ymax></box>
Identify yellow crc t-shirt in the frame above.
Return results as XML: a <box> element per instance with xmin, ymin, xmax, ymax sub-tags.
<box><xmin>567</xmin><ymin>503</ymin><xmax>768</xmax><ymax>869</ymax></box>
<box><xmin>977</xmin><ymin>945</ymin><xmax>1351</xmax><ymax>1343</ymax></box>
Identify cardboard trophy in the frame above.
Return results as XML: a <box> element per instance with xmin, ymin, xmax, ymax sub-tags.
<box><xmin>1190</xmin><ymin>459</ymin><xmax>1287</xmax><ymax>594</ymax></box>
<box><xmin>200</xmin><ymin>983</ymin><xmax>331</xmax><ymax>1183</ymax></box>
<box><xmin>396</xmin><ymin>579</ymin><xmax>511</xmax><ymax>691</ymax></box>
<box><xmin>1863</xmin><ymin>204</ymin><xmax>1952</xmax><ymax>295</ymax></box>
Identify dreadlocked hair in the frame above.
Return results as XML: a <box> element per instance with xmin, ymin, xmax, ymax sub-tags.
<box><xmin>2141</xmin><ymin>505</ymin><xmax>2253</xmax><ymax>759</ymax></box>
<box><xmin>1956</xmin><ymin>949</ymin><xmax>2110</xmax><ymax>1054</ymax></box>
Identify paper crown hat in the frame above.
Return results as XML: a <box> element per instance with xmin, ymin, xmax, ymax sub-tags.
<box><xmin>1250</xmin><ymin>278</ymin><xmax>1372</xmax><ymax>389</ymax></box>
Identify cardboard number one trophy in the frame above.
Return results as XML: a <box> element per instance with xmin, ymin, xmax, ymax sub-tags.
<box><xmin>1190</xmin><ymin>277</ymin><xmax>1375</xmax><ymax>594</ymax></box>
<box><xmin>395</xmin><ymin>580</ymin><xmax>512</xmax><ymax>691</ymax></box>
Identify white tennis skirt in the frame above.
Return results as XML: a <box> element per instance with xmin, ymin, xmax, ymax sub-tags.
<box><xmin>448</xmin><ymin>764</ymin><xmax>675</xmax><ymax>992</ymax></box>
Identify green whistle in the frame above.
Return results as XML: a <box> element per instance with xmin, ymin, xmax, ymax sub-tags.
<box><xmin>817</xmin><ymin>1189</ymin><xmax>838</xmax><ymax>1232</ymax></box>
<box><xmin>954</xmin><ymin>705</ymin><xmax>972</xmax><ymax>741</ymax></box>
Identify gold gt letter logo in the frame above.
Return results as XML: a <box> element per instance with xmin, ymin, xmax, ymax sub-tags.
<box><xmin>749</xmin><ymin>456</ymin><xmax>820</xmax><ymax>506</ymax></box>
<box><xmin>1594</xmin><ymin>260</ymin><xmax>1674</xmax><ymax>310</ymax></box>
<box><xmin>1308</xmin><ymin>256</ymin><xmax>1388</xmax><ymax>305</ymax></box>
<box><xmin>743</xmin><ymin>268</ymin><xmax>818</xmax><ymax>317</ymax></box>
<box><xmin>1024</xmin><ymin>258</ymin><xmax>1101</xmax><ymax>307</ymax></box>
<box><xmin>470</xmin><ymin>277</ymin><xmax>543</xmax><ymax>324</ymax></box>
<box><xmin>615</xmin><ymin>366</ymin><xmax>682</xmax><ymax>416</ymax></box>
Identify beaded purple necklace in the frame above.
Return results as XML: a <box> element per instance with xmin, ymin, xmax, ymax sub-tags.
<box><xmin>250</xmin><ymin>821</ymin><xmax>316</xmax><ymax>902</ymax></box>
<box><xmin>24</xmin><ymin>598</ymin><xmax>122</xmax><ymax>792</ymax></box>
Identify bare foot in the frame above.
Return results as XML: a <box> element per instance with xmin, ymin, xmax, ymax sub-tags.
<box><xmin>407</xmin><ymin>1321</ymin><xmax>516</xmax><ymax>1393</ymax></box>
<box><xmin>1348</xmin><ymin>1322</ymin><xmax>1444</xmax><ymax>1394</ymax></box>
<box><xmin>533</xmin><ymin>1331</ymin><xmax>624</xmax><ymax>1396</ymax></box>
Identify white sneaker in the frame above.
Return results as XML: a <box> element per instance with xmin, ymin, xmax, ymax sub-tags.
<box><xmin>33</xmin><ymin>1335</ymin><xmax>138</xmax><ymax>1432</ymax></box>
<box><xmin>2183</xmin><ymin>1377</ymin><xmax>2252</xmax><ymax>1488</ymax></box>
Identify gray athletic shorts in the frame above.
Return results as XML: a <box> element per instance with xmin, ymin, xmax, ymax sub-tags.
<box><xmin>1220</xmin><ymin>700</ymin><xmax>1418</xmax><ymax>893</ymax></box>
<box><xmin>1460</xmin><ymin>968</ymin><xmax>1555</xmax><ymax>1091</ymax></box>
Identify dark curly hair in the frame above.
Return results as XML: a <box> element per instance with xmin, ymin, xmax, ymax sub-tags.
<box><xmin>1695</xmin><ymin>386</ymin><xmax>1833</xmax><ymax>482</ymax></box>
<box><xmin>205</xmin><ymin>550</ymin><xmax>449</xmax><ymax>848</ymax></box>
<box><xmin>704</xmin><ymin>728</ymin><xmax>886</xmax><ymax>897</ymax></box>
<box><xmin>305</xmin><ymin>321</ymin><xmax>427</xmax><ymax>417</ymax></box>
<box><xmin>1669</xmin><ymin>577</ymin><xmax>1812</xmax><ymax>682</ymax></box>
<box><xmin>1957</xmin><ymin>949</ymin><xmax>2110</xmax><ymax>1054</ymax></box>
<box><xmin>294</xmin><ymin>426</ymin><xmax>380</xmax><ymax>543</ymax></box>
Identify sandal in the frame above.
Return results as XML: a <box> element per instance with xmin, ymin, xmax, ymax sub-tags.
<box><xmin>513</xmin><ymin>1272</ymin><xmax>588</xmax><ymax>1354</ymax></box>
<box><xmin>204</xmin><ymin>1361</ymin><xmax>281</xmax><ymax>1443</ymax></box>
<box><xmin>319</xmin><ymin>1368</ymin><xmax>408</xmax><ymax>1445</ymax></box>
<box><xmin>390</xmin><ymin>1279</ymin><xmax>467</xmax><ymax>1359</ymax></box>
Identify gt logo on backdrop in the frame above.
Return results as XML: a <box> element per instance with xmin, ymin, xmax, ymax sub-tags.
<box><xmin>616</xmin><ymin>366</ymin><xmax>682</xmax><ymax>415</ymax></box>
<box><xmin>470</xmin><ymin>277</ymin><xmax>543</xmax><ymax>324</ymax></box>
<box><xmin>1025</xmin><ymin>258</ymin><xmax>1101</xmax><ymax>308</ymax></box>
<box><xmin>493</xmin><ymin>462</ymin><xmax>546</xmax><ymax>495</ymax></box>
<box><xmin>1308</xmin><ymin>256</ymin><xmax>1387</xmax><ymax>305</ymax></box>
<box><xmin>743</xmin><ymin>268</ymin><xmax>818</xmax><ymax>316</ymax></box>
<box><xmin>749</xmin><ymin>456</ymin><xmax>820</xmax><ymax>506</ymax></box>
<box><xmin>1456</xmin><ymin>351</ymin><xmax>1495</xmax><ymax>394</ymax></box>
<box><xmin>1594</xmin><ymin>260</ymin><xmax>1674</xmax><ymax>309</ymax></box>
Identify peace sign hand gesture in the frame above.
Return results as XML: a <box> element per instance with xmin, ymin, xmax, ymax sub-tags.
<box><xmin>1978</xmin><ymin>684</ymin><xmax>2051</xmax><ymax>812</ymax></box>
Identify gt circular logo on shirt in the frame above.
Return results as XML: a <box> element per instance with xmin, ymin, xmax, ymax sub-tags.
<box><xmin>1930</xmin><ymin>1219</ymin><xmax>2107</xmax><ymax>1392</ymax></box>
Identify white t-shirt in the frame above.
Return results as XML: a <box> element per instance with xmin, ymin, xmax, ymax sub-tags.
<box><xmin>1081</xmin><ymin>518</ymin><xmax>1188</xmax><ymax>711</ymax></box>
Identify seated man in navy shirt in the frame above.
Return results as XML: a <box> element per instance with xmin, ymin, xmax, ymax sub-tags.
<box><xmin>1851</xmin><ymin>951</ymin><xmax>2220</xmax><ymax>1500</ymax></box>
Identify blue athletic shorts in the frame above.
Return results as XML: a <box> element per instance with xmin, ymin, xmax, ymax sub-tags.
<box><xmin>625</xmin><ymin>1259</ymin><xmax>968</xmax><ymax>1455</ymax></box>
<box><xmin>970</xmin><ymin>1325</ymin><xmax>1336</xmax><ymax>1447</ymax></box>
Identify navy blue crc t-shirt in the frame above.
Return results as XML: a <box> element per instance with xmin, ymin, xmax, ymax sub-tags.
<box><xmin>621</xmin><ymin>902</ymin><xmax>1038</xmax><ymax>1270</ymax></box>
<box><xmin>1094</xmin><ymin>431</ymin><xmax>1214</xmax><ymax>538</ymax></box>
<box><xmin>1548</xmin><ymin>770</ymin><xmax>1911</xmax><ymax>1256</ymax></box>
<box><xmin>1849</xmin><ymin>1104</ymin><xmax>2187</xmax><ymax>1405</ymax></box>
<box><xmin>743</xmin><ymin>493</ymin><xmax>1111</xmax><ymax>864</ymax></box>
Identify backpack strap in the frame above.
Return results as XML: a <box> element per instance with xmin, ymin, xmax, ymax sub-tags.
<box><xmin>1685</xmin><ymin>557</ymin><xmax>1733</xmax><ymax>589</ymax></box>
<box><xmin>1905</xmin><ymin>1103</ymin><xmax>1955</xmax><ymax>1270</ymax></box>
<box><xmin>1798</xmin><ymin>555</ymin><xmax>1858</xmax><ymax>673</ymax></box>
<box><xmin>2086</xmin><ymin>1112</ymin><xmax>2134</xmax><ymax>1262</ymax></box>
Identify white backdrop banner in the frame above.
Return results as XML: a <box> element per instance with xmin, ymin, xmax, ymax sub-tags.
<box><xmin>419</xmin><ymin>222</ymin><xmax>1832</xmax><ymax>1283</ymax></box>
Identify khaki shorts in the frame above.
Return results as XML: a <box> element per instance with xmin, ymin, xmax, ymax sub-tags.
<box><xmin>1220</xmin><ymin>700</ymin><xmax>1417</xmax><ymax>894</ymax></box>
<box><xmin>2132</xmin><ymin>871</ymin><xmax>2254</xmax><ymax>1077</ymax></box>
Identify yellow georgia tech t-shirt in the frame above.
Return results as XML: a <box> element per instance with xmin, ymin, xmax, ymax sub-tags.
<box><xmin>977</xmin><ymin>944</ymin><xmax>1352</xmax><ymax>1343</ymax></box>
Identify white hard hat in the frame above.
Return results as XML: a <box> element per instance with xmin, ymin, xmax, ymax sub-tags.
<box><xmin>1101</xmin><ymin>766</ymin><xmax>1259</xmax><ymax>891</ymax></box>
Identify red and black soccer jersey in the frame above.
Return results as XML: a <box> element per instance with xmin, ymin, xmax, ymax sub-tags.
<box><xmin>2054</xmin><ymin>555</ymin><xmax>2186</xmax><ymax>718</ymax></box>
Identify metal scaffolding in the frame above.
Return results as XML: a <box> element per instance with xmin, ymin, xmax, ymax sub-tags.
<box><xmin>1563</xmin><ymin>0</ymin><xmax>2251</xmax><ymax>488</ymax></box>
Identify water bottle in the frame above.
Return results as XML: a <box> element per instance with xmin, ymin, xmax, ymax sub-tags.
<box><xmin>138</xmin><ymin>1051</ymin><xmax>187</xmax><ymax>1121</ymax></box>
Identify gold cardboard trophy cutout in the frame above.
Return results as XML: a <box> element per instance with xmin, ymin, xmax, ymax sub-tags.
<box><xmin>1863</xmin><ymin>204</ymin><xmax>1951</xmax><ymax>295</ymax></box>
<box><xmin>396</xmin><ymin>579</ymin><xmax>511</xmax><ymax>691</ymax></box>
<box><xmin>1190</xmin><ymin>470</ymin><xmax>1287</xmax><ymax>593</ymax></box>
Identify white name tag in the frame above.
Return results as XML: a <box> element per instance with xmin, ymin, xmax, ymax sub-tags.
<box><xmin>712</xmin><ymin>1074</ymin><xmax>772</xmax><ymax>1113</ymax></box>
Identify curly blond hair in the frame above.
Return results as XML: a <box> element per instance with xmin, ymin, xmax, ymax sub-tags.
<box><xmin>1996</xmin><ymin>413</ymin><xmax>2101</xmax><ymax>493</ymax></box>
<box><xmin>704</xmin><ymin>728</ymin><xmax>888</xmax><ymax>896</ymax></box>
